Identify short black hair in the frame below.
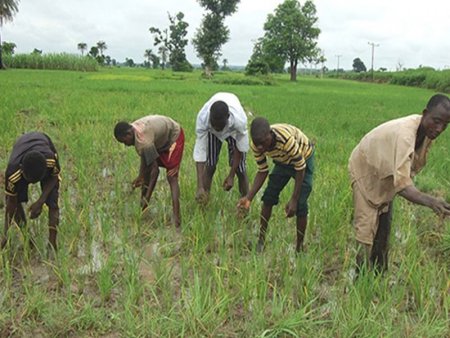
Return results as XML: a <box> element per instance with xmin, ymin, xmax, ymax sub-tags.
<box><xmin>210</xmin><ymin>101</ymin><xmax>230</xmax><ymax>126</ymax></box>
<box><xmin>426</xmin><ymin>94</ymin><xmax>450</xmax><ymax>111</ymax></box>
<box><xmin>22</xmin><ymin>151</ymin><xmax>47</xmax><ymax>183</ymax></box>
<box><xmin>114</xmin><ymin>121</ymin><xmax>132</xmax><ymax>139</ymax></box>
<box><xmin>250</xmin><ymin>117</ymin><xmax>271</xmax><ymax>142</ymax></box>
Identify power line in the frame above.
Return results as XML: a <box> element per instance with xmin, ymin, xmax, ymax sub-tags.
<box><xmin>368</xmin><ymin>42</ymin><xmax>379</xmax><ymax>81</ymax></box>
<box><xmin>335</xmin><ymin>54</ymin><xmax>342</xmax><ymax>74</ymax></box>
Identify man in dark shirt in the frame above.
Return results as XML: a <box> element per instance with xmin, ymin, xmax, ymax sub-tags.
<box><xmin>2</xmin><ymin>132</ymin><xmax>61</xmax><ymax>251</ymax></box>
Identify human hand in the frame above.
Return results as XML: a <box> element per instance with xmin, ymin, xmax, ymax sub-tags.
<box><xmin>237</xmin><ymin>197</ymin><xmax>251</xmax><ymax>210</ymax></box>
<box><xmin>223</xmin><ymin>175</ymin><xmax>234</xmax><ymax>191</ymax></box>
<box><xmin>29</xmin><ymin>201</ymin><xmax>43</xmax><ymax>219</ymax></box>
<box><xmin>236</xmin><ymin>197</ymin><xmax>251</xmax><ymax>219</ymax></box>
<box><xmin>430</xmin><ymin>198</ymin><xmax>450</xmax><ymax>217</ymax></box>
<box><xmin>132</xmin><ymin>176</ymin><xmax>144</xmax><ymax>189</ymax></box>
<box><xmin>195</xmin><ymin>188</ymin><xmax>209</xmax><ymax>205</ymax></box>
<box><xmin>285</xmin><ymin>199</ymin><xmax>297</xmax><ymax>218</ymax></box>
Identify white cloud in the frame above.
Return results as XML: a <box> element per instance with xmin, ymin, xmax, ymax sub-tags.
<box><xmin>2</xmin><ymin>0</ymin><xmax>450</xmax><ymax>70</ymax></box>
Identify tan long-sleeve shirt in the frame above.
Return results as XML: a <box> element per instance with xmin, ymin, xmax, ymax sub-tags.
<box><xmin>349</xmin><ymin>114</ymin><xmax>432</xmax><ymax>207</ymax></box>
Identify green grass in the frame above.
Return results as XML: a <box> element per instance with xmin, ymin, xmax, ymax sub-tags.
<box><xmin>0</xmin><ymin>68</ymin><xmax>449</xmax><ymax>337</ymax></box>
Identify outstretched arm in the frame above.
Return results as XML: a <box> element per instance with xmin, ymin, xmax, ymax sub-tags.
<box><xmin>223</xmin><ymin>148</ymin><xmax>243</xmax><ymax>191</ymax></box>
<box><xmin>237</xmin><ymin>171</ymin><xmax>268</xmax><ymax>209</ymax></box>
<box><xmin>142</xmin><ymin>161</ymin><xmax>160</xmax><ymax>211</ymax></box>
<box><xmin>30</xmin><ymin>176</ymin><xmax>58</xmax><ymax>219</ymax></box>
<box><xmin>285</xmin><ymin>168</ymin><xmax>305</xmax><ymax>218</ymax></box>
<box><xmin>399</xmin><ymin>185</ymin><xmax>450</xmax><ymax>216</ymax></box>
<box><xmin>133</xmin><ymin>157</ymin><xmax>147</xmax><ymax>188</ymax></box>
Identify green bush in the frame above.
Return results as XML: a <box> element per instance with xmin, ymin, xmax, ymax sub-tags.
<box><xmin>4</xmin><ymin>53</ymin><xmax>98</xmax><ymax>71</ymax></box>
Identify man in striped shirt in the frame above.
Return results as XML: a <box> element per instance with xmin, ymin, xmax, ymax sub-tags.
<box><xmin>237</xmin><ymin>117</ymin><xmax>315</xmax><ymax>252</ymax></box>
<box><xmin>2</xmin><ymin>132</ymin><xmax>61</xmax><ymax>251</ymax></box>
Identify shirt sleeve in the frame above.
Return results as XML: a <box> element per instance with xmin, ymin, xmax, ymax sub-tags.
<box><xmin>230</xmin><ymin>105</ymin><xmax>249</xmax><ymax>153</ymax></box>
<box><xmin>251</xmin><ymin>142</ymin><xmax>269</xmax><ymax>172</ymax></box>
<box><xmin>4</xmin><ymin>169</ymin><xmax>19</xmax><ymax>196</ymax></box>
<box><xmin>284</xmin><ymin>136</ymin><xmax>305</xmax><ymax>171</ymax></box>
<box><xmin>46</xmin><ymin>153</ymin><xmax>61</xmax><ymax>177</ymax></box>
<box><xmin>193</xmin><ymin>108</ymin><xmax>210</xmax><ymax>162</ymax></box>
<box><xmin>142</xmin><ymin>145</ymin><xmax>159</xmax><ymax>166</ymax></box>
<box><xmin>393</xmin><ymin>151</ymin><xmax>414</xmax><ymax>193</ymax></box>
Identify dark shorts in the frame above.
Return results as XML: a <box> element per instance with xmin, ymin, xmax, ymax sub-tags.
<box><xmin>262</xmin><ymin>151</ymin><xmax>315</xmax><ymax>217</ymax></box>
<box><xmin>206</xmin><ymin>133</ymin><xmax>246</xmax><ymax>173</ymax></box>
<box><xmin>16</xmin><ymin>176</ymin><xmax>60</xmax><ymax>209</ymax></box>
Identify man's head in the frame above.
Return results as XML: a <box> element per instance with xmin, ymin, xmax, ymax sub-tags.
<box><xmin>210</xmin><ymin>101</ymin><xmax>230</xmax><ymax>131</ymax></box>
<box><xmin>114</xmin><ymin>121</ymin><xmax>135</xmax><ymax>146</ymax></box>
<box><xmin>250</xmin><ymin>117</ymin><xmax>273</xmax><ymax>152</ymax></box>
<box><xmin>21</xmin><ymin>151</ymin><xmax>47</xmax><ymax>183</ymax></box>
<box><xmin>421</xmin><ymin>94</ymin><xmax>450</xmax><ymax>140</ymax></box>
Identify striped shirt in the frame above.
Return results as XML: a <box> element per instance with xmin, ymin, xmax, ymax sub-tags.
<box><xmin>251</xmin><ymin>124</ymin><xmax>313</xmax><ymax>172</ymax></box>
<box><xmin>5</xmin><ymin>132</ymin><xmax>60</xmax><ymax>196</ymax></box>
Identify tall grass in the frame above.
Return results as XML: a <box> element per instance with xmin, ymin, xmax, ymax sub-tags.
<box><xmin>3</xmin><ymin>53</ymin><xmax>98</xmax><ymax>71</ymax></box>
<box><xmin>328</xmin><ymin>68</ymin><xmax>450</xmax><ymax>93</ymax></box>
<box><xmin>0</xmin><ymin>68</ymin><xmax>448</xmax><ymax>336</ymax></box>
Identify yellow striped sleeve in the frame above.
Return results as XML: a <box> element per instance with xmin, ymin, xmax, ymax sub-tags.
<box><xmin>251</xmin><ymin>142</ymin><xmax>269</xmax><ymax>172</ymax></box>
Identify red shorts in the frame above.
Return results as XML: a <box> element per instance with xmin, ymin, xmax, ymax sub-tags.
<box><xmin>157</xmin><ymin>128</ymin><xmax>185</xmax><ymax>177</ymax></box>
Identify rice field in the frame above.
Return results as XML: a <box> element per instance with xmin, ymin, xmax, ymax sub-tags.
<box><xmin>0</xmin><ymin>68</ymin><xmax>449</xmax><ymax>337</ymax></box>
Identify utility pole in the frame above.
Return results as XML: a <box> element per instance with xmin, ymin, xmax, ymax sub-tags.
<box><xmin>335</xmin><ymin>54</ymin><xmax>342</xmax><ymax>75</ymax></box>
<box><xmin>368</xmin><ymin>42</ymin><xmax>379</xmax><ymax>81</ymax></box>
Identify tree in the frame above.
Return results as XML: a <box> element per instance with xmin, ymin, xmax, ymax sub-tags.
<box><xmin>221</xmin><ymin>58</ymin><xmax>229</xmax><ymax>71</ymax></box>
<box><xmin>246</xmin><ymin>37</ymin><xmax>285</xmax><ymax>75</ymax></box>
<box><xmin>0</xmin><ymin>0</ymin><xmax>20</xmax><ymax>69</ymax></box>
<box><xmin>88</xmin><ymin>46</ymin><xmax>99</xmax><ymax>58</ymax></box>
<box><xmin>150</xmin><ymin>12</ymin><xmax>192</xmax><ymax>72</ymax></box>
<box><xmin>192</xmin><ymin>0</ymin><xmax>240</xmax><ymax>76</ymax></box>
<box><xmin>96</xmin><ymin>41</ymin><xmax>107</xmax><ymax>57</ymax></box>
<box><xmin>77</xmin><ymin>42</ymin><xmax>87</xmax><ymax>56</ymax></box>
<box><xmin>261</xmin><ymin>0</ymin><xmax>320</xmax><ymax>81</ymax></box>
<box><xmin>125</xmin><ymin>58</ymin><xmax>135</xmax><ymax>67</ymax></box>
<box><xmin>158</xmin><ymin>45</ymin><xmax>168</xmax><ymax>70</ymax></box>
<box><xmin>352</xmin><ymin>57</ymin><xmax>367</xmax><ymax>72</ymax></box>
<box><xmin>144</xmin><ymin>49</ymin><xmax>154</xmax><ymax>68</ymax></box>
<box><xmin>2</xmin><ymin>40</ymin><xmax>15</xmax><ymax>55</ymax></box>
<box><xmin>96</xmin><ymin>41</ymin><xmax>107</xmax><ymax>65</ymax></box>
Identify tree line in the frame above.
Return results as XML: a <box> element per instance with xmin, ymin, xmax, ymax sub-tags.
<box><xmin>1</xmin><ymin>0</ymin><xmax>325</xmax><ymax>81</ymax></box>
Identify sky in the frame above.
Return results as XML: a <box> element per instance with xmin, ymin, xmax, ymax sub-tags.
<box><xmin>2</xmin><ymin>0</ymin><xmax>450</xmax><ymax>71</ymax></box>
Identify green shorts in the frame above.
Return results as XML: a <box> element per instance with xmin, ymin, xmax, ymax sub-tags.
<box><xmin>262</xmin><ymin>151</ymin><xmax>314</xmax><ymax>217</ymax></box>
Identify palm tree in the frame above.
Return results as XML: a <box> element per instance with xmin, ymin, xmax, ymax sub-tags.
<box><xmin>77</xmin><ymin>42</ymin><xmax>87</xmax><ymax>56</ymax></box>
<box><xmin>96</xmin><ymin>40</ymin><xmax>107</xmax><ymax>57</ymax></box>
<box><xmin>0</xmin><ymin>0</ymin><xmax>20</xmax><ymax>69</ymax></box>
<box><xmin>144</xmin><ymin>49</ymin><xmax>155</xmax><ymax>68</ymax></box>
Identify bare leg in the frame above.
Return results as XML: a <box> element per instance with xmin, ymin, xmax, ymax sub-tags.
<box><xmin>370</xmin><ymin>203</ymin><xmax>392</xmax><ymax>273</ymax></box>
<box><xmin>295</xmin><ymin>215</ymin><xmax>307</xmax><ymax>252</ymax></box>
<box><xmin>167</xmin><ymin>175</ymin><xmax>181</xmax><ymax>228</ymax></box>
<box><xmin>141</xmin><ymin>164</ymin><xmax>159</xmax><ymax>210</ymax></box>
<box><xmin>48</xmin><ymin>207</ymin><xmax>59</xmax><ymax>252</ymax></box>
<box><xmin>257</xmin><ymin>202</ymin><xmax>273</xmax><ymax>252</ymax></box>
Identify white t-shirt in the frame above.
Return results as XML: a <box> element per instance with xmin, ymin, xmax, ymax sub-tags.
<box><xmin>193</xmin><ymin>92</ymin><xmax>249</xmax><ymax>162</ymax></box>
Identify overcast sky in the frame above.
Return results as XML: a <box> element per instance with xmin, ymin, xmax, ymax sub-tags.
<box><xmin>2</xmin><ymin>0</ymin><xmax>450</xmax><ymax>70</ymax></box>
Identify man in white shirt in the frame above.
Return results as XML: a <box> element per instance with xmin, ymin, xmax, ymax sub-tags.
<box><xmin>194</xmin><ymin>92</ymin><xmax>249</xmax><ymax>203</ymax></box>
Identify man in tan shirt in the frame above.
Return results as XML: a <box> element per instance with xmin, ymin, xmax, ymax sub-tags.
<box><xmin>349</xmin><ymin>94</ymin><xmax>450</xmax><ymax>273</ymax></box>
<box><xmin>114</xmin><ymin>115</ymin><xmax>185</xmax><ymax>228</ymax></box>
